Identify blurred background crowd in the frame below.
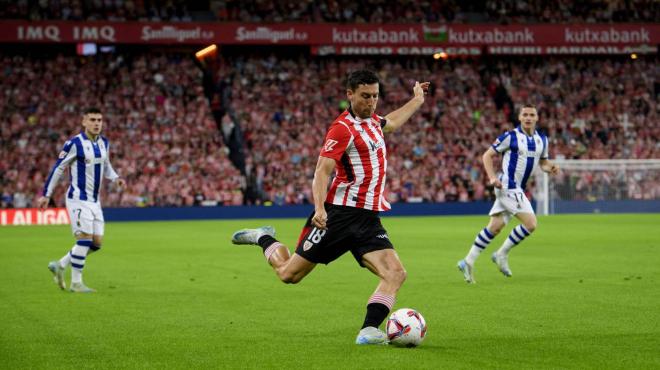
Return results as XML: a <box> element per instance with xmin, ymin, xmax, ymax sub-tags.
<box><xmin>1</xmin><ymin>0</ymin><xmax>657</xmax><ymax>23</ymax></box>
<box><xmin>0</xmin><ymin>1</ymin><xmax>657</xmax><ymax>208</ymax></box>
<box><xmin>1</xmin><ymin>52</ymin><xmax>657</xmax><ymax>208</ymax></box>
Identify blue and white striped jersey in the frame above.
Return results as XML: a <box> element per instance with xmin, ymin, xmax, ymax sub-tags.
<box><xmin>43</xmin><ymin>132</ymin><xmax>120</xmax><ymax>203</ymax></box>
<box><xmin>492</xmin><ymin>127</ymin><xmax>548</xmax><ymax>191</ymax></box>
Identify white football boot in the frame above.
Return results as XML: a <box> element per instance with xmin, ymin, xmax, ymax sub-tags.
<box><xmin>47</xmin><ymin>261</ymin><xmax>66</xmax><ymax>290</ymax></box>
<box><xmin>457</xmin><ymin>259</ymin><xmax>475</xmax><ymax>284</ymax></box>
<box><xmin>355</xmin><ymin>326</ymin><xmax>388</xmax><ymax>345</ymax></box>
<box><xmin>231</xmin><ymin>226</ymin><xmax>275</xmax><ymax>245</ymax></box>
<box><xmin>491</xmin><ymin>252</ymin><xmax>513</xmax><ymax>277</ymax></box>
<box><xmin>69</xmin><ymin>282</ymin><xmax>96</xmax><ymax>293</ymax></box>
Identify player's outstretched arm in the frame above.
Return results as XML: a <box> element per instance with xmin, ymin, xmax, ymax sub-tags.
<box><xmin>482</xmin><ymin>147</ymin><xmax>502</xmax><ymax>188</ymax></box>
<box><xmin>311</xmin><ymin>156</ymin><xmax>336</xmax><ymax>230</ymax></box>
<box><xmin>40</xmin><ymin>141</ymin><xmax>78</xmax><ymax>208</ymax></box>
<box><xmin>383</xmin><ymin>81</ymin><xmax>430</xmax><ymax>133</ymax></box>
<box><xmin>540</xmin><ymin>159</ymin><xmax>560</xmax><ymax>175</ymax></box>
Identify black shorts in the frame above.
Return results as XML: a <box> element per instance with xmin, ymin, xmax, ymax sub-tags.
<box><xmin>295</xmin><ymin>203</ymin><xmax>394</xmax><ymax>266</ymax></box>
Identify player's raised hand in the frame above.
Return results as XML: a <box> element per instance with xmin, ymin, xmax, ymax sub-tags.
<box><xmin>413</xmin><ymin>81</ymin><xmax>431</xmax><ymax>101</ymax></box>
<box><xmin>36</xmin><ymin>196</ymin><xmax>50</xmax><ymax>210</ymax></box>
<box><xmin>311</xmin><ymin>209</ymin><xmax>328</xmax><ymax>230</ymax></box>
<box><xmin>488</xmin><ymin>177</ymin><xmax>503</xmax><ymax>189</ymax></box>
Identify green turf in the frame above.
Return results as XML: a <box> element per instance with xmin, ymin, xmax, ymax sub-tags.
<box><xmin>1</xmin><ymin>214</ymin><xmax>659</xmax><ymax>369</ymax></box>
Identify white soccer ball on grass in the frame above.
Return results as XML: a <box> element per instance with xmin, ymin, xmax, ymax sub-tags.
<box><xmin>386</xmin><ymin>308</ymin><xmax>427</xmax><ymax>347</ymax></box>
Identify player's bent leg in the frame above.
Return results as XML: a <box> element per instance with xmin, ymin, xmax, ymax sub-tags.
<box><xmin>49</xmin><ymin>231</ymin><xmax>95</xmax><ymax>290</ymax></box>
<box><xmin>493</xmin><ymin>212</ymin><xmax>537</xmax><ymax>277</ymax></box>
<box><xmin>274</xmin><ymin>253</ymin><xmax>316</xmax><ymax>284</ymax></box>
<box><xmin>69</xmin><ymin>232</ymin><xmax>94</xmax><ymax>292</ymax></box>
<box><xmin>230</xmin><ymin>226</ymin><xmax>316</xmax><ymax>284</ymax></box>
<box><xmin>459</xmin><ymin>215</ymin><xmax>505</xmax><ymax>283</ymax></box>
<box><xmin>357</xmin><ymin>249</ymin><xmax>406</xmax><ymax>345</ymax></box>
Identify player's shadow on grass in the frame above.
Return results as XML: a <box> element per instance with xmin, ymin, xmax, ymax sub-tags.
<box><xmin>357</xmin><ymin>343</ymin><xmax>446</xmax><ymax>351</ymax></box>
<box><xmin>390</xmin><ymin>343</ymin><xmax>445</xmax><ymax>351</ymax></box>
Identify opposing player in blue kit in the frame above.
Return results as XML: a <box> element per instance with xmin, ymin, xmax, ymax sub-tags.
<box><xmin>458</xmin><ymin>105</ymin><xmax>559</xmax><ymax>283</ymax></box>
<box><xmin>38</xmin><ymin>108</ymin><xmax>126</xmax><ymax>293</ymax></box>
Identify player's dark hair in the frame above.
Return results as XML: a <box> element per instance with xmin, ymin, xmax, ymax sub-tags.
<box><xmin>83</xmin><ymin>107</ymin><xmax>102</xmax><ymax>115</ymax></box>
<box><xmin>518</xmin><ymin>104</ymin><xmax>536</xmax><ymax>114</ymax></box>
<box><xmin>346</xmin><ymin>70</ymin><xmax>380</xmax><ymax>91</ymax></box>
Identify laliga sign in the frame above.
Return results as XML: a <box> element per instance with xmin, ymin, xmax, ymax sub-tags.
<box><xmin>0</xmin><ymin>208</ymin><xmax>70</xmax><ymax>226</ymax></box>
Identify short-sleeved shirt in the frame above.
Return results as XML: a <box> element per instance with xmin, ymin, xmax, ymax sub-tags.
<box><xmin>320</xmin><ymin>109</ymin><xmax>390</xmax><ymax>211</ymax></box>
<box><xmin>492</xmin><ymin>127</ymin><xmax>548</xmax><ymax>190</ymax></box>
<box><xmin>42</xmin><ymin>132</ymin><xmax>119</xmax><ymax>203</ymax></box>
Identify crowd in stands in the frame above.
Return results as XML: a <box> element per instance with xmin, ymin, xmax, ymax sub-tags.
<box><xmin>0</xmin><ymin>52</ymin><xmax>657</xmax><ymax>208</ymax></box>
<box><xmin>216</xmin><ymin>0</ymin><xmax>659</xmax><ymax>23</ymax></box>
<box><xmin>229</xmin><ymin>55</ymin><xmax>658</xmax><ymax>205</ymax></box>
<box><xmin>553</xmin><ymin>169</ymin><xmax>660</xmax><ymax>202</ymax></box>
<box><xmin>0</xmin><ymin>0</ymin><xmax>192</xmax><ymax>21</ymax></box>
<box><xmin>0</xmin><ymin>53</ymin><xmax>242</xmax><ymax>208</ymax></box>
<box><xmin>1</xmin><ymin>0</ymin><xmax>657</xmax><ymax>23</ymax></box>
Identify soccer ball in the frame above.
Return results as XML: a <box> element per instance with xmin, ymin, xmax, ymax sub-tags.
<box><xmin>386</xmin><ymin>308</ymin><xmax>427</xmax><ymax>347</ymax></box>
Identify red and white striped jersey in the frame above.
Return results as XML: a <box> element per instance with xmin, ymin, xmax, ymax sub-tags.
<box><xmin>320</xmin><ymin>109</ymin><xmax>391</xmax><ymax>212</ymax></box>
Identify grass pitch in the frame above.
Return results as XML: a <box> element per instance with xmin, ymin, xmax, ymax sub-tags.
<box><xmin>1</xmin><ymin>214</ymin><xmax>659</xmax><ymax>369</ymax></box>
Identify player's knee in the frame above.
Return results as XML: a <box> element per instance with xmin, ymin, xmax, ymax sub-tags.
<box><xmin>487</xmin><ymin>219</ymin><xmax>505</xmax><ymax>235</ymax></box>
<box><xmin>489</xmin><ymin>224</ymin><xmax>504</xmax><ymax>235</ymax></box>
<box><xmin>280</xmin><ymin>271</ymin><xmax>301</xmax><ymax>284</ymax></box>
<box><xmin>75</xmin><ymin>232</ymin><xmax>93</xmax><ymax>240</ymax></box>
<box><xmin>384</xmin><ymin>267</ymin><xmax>407</xmax><ymax>286</ymax></box>
<box><xmin>524</xmin><ymin>221</ymin><xmax>537</xmax><ymax>233</ymax></box>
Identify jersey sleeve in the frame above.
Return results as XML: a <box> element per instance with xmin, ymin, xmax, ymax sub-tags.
<box><xmin>319</xmin><ymin>123</ymin><xmax>353</xmax><ymax>161</ymax></box>
<box><xmin>540</xmin><ymin>135</ymin><xmax>549</xmax><ymax>159</ymax></box>
<box><xmin>492</xmin><ymin>131</ymin><xmax>512</xmax><ymax>153</ymax></box>
<box><xmin>42</xmin><ymin>140</ymin><xmax>77</xmax><ymax>197</ymax></box>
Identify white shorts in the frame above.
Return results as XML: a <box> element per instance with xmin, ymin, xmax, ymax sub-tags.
<box><xmin>489</xmin><ymin>188</ymin><xmax>535</xmax><ymax>224</ymax></box>
<box><xmin>65</xmin><ymin>198</ymin><xmax>105</xmax><ymax>236</ymax></box>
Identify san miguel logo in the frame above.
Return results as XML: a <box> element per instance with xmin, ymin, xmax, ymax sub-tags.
<box><xmin>423</xmin><ymin>25</ymin><xmax>448</xmax><ymax>42</ymax></box>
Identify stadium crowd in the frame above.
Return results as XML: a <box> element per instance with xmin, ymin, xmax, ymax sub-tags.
<box><xmin>0</xmin><ymin>53</ymin><xmax>243</xmax><ymax>208</ymax></box>
<box><xmin>1</xmin><ymin>0</ymin><xmax>657</xmax><ymax>23</ymax></box>
<box><xmin>0</xmin><ymin>52</ymin><xmax>657</xmax><ymax>208</ymax></box>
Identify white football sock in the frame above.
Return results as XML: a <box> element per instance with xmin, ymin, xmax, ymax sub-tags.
<box><xmin>70</xmin><ymin>240</ymin><xmax>92</xmax><ymax>283</ymax></box>
<box><xmin>465</xmin><ymin>227</ymin><xmax>495</xmax><ymax>265</ymax></box>
<box><xmin>58</xmin><ymin>246</ymin><xmax>75</xmax><ymax>268</ymax></box>
<box><xmin>499</xmin><ymin>225</ymin><xmax>531</xmax><ymax>254</ymax></box>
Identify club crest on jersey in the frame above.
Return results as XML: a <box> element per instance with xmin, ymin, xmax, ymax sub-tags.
<box><xmin>324</xmin><ymin>139</ymin><xmax>338</xmax><ymax>152</ymax></box>
<box><xmin>303</xmin><ymin>240</ymin><xmax>313</xmax><ymax>251</ymax></box>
